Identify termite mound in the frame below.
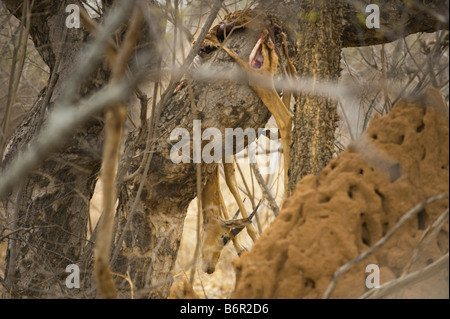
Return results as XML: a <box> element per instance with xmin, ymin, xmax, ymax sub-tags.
<box><xmin>232</xmin><ymin>88</ymin><xmax>449</xmax><ymax>299</ymax></box>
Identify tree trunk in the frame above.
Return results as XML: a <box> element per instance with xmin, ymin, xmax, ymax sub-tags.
<box><xmin>0</xmin><ymin>0</ymin><xmax>147</xmax><ymax>297</ymax></box>
<box><xmin>289</xmin><ymin>0</ymin><xmax>344</xmax><ymax>189</ymax></box>
<box><xmin>259</xmin><ymin>0</ymin><xmax>448</xmax><ymax>191</ymax></box>
<box><xmin>80</xmin><ymin>26</ymin><xmax>272</xmax><ymax>298</ymax></box>
<box><xmin>1</xmin><ymin>0</ymin><xmax>110</xmax><ymax>298</ymax></box>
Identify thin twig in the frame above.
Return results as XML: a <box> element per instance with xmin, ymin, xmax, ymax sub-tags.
<box><xmin>187</xmin><ymin>78</ymin><xmax>202</xmax><ymax>286</ymax></box>
<box><xmin>382</xmin><ymin>44</ymin><xmax>392</xmax><ymax>113</ymax></box>
<box><xmin>359</xmin><ymin>252</ymin><xmax>449</xmax><ymax>299</ymax></box>
<box><xmin>95</xmin><ymin>0</ymin><xmax>143</xmax><ymax>299</ymax></box>
<box><xmin>402</xmin><ymin>208</ymin><xmax>449</xmax><ymax>276</ymax></box>
<box><xmin>146</xmin><ymin>0</ymin><xmax>224</xmax><ymax>170</ymax></box>
<box><xmin>111</xmin><ymin>271</ymin><xmax>135</xmax><ymax>299</ymax></box>
<box><xmin>250</xmin><ymin>162</ymin><xmax>279</xmax><ymax>216</ymax></box>
<box><xmin>0</xmin><ymin>0</ymin><xmax>31</xmax><ymax>163</ymax></box>
<box><xmin>390</xmin><ymin>207</ymin><xmax>449</xmax><ymax>298</ymax></box>
<box><xmin>323</xmin><ymin>193</ymin><xmax>449</xmax><ymax>299</ymax></box>
<box><xmin>236</xmin><ymin>161</ymin><xmax>262</xmax><ymax>233</ymax></box>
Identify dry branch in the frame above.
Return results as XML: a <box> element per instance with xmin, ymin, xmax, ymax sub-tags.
<box><xmin>403</xmin><ymin>208</ymin><xmax>449</xmax><ymax>276</ymax></box>
<box><xmin>259</xmin><ymin>0</ymin><xmax>449</xmax><ymax>47</ymax></box>
<box><xmin>0</xmin><ymin>79</ymin><xmax>136</xmax><ymax>199</ymax></box>
<box><xmin>250</xmin><ymin>162</ymin><xmax>280</xmax><ymax>216</ymax></box>
<box><xmin>0</xmin><ymin>0</ymin><xmax>139</xmax><ymax>199</ymax></box>
<box><xmin>359</xmin><ymin>252</ymin><xmax>449</xmax><ymax>299</ymax></box>
<box><xmin>0</xmin><ymin>0</ymin><xmax>30</xmax><ymax>163</ymax></box>
<box><xmin>94</xmin><ymin>1</ymin><xmax>144</xmax><ymax>299</ymax></box>
<box><xmin>323</xmin><ymin>193</ymin><xmax>449</xmax><ymax>299</ymax></box>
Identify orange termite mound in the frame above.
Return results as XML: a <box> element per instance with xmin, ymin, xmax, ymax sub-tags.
<box><xmin>232</xmin><ymin>88</ymin><xmax>449</xmax><ymax>299</ymax></box>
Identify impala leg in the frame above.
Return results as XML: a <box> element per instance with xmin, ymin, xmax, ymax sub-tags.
<box><xmin>223</xmin><ymin>157</ymin><xmax>259</xmax><ymax>242</ymax></box>
<box><xmin>223</xmin><ymin>35</ymin><xmax>293</xmax><ymax>198</ymax></box>
<box><xmin>254</xmin><ymin>89</ymin><xmax>292</xmax><ymax>197</ymax></box>
<box><xmin>217</xmin><ymin>174</ymin><xmax>246</xmax><ymax>254</ymax></box>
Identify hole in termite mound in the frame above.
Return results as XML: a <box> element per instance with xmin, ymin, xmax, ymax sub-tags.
<box><xmin>417</xmin><ymin>209</ymin><xmax>428</xmax><ymax>230</ymax></box>
<box><xmin>360</xmin><ymin>213</ymin><xmax>371</xmax><ymax>246</ymax></box>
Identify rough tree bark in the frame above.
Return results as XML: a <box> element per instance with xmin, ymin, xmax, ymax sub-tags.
<box><xmin>260</xmin><ymin>0</ymin><xmax>449</xmax><ymax>191</ymax></box>
<box><xmin>0</xmin><ymin>0</ymin><xmax>160</xmax><ymax>297</ymax></box>
<box><xmin>1</xmin><ymin>0</ymin><xmax>107</xmax><ymax>298</ymax></box>
<box><xmin>290</xmin><ymin>0</ymin><xmax>345</xmax><ymax>189</ymax></box>
<box><xmin>1</xmin><ymin>0</ymin><xmax>447</xmax><ymax>299</ymax></box>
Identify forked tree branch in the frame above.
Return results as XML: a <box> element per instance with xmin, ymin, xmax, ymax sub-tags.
<box><xmin>258</xmin><ymin>0</ymin><xmax>449</xmax><ymax>47</ymax></box>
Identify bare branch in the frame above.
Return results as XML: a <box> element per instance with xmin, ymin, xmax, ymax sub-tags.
<box><xmin>0</xmin><ymin>0</ymin><xmax>30</xmax><ymax>163</ymax></box>
<box><xmin>400</xmin><ymin>208</ymin><xmax>449</xmax><ymax>279</ymax></box>
<box><xmin>0</xmin><ymin>0</ymin><xmax>142</xmax><ymax>199</ymax></box>
<box><xmin>258</xmin><ymin>0</ymin><xmax>449</xmax><ymax>47</ymax></box>
<box><xmin>94</xmin><ymin>0</ymin><xmax>144</xmax><ymax>299</ymax></box>
<box><xmin>0</xmin><ymin>78</ymin><xmax>137</xmax><ymax>199</ymax></box>
<box><xmin>359</xmin><ymin>252</ymin><xmax>449</xmax><ymax>299</ymax></box>
<box><xmin>323</xmin><ymin>193</ymin><xmax>449</xmax><ymax>299</ymax></box>
<box><xmin>250</xmin><ymin>162</ymin><xmax>280</xmax><ymax>217</ymax></box>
